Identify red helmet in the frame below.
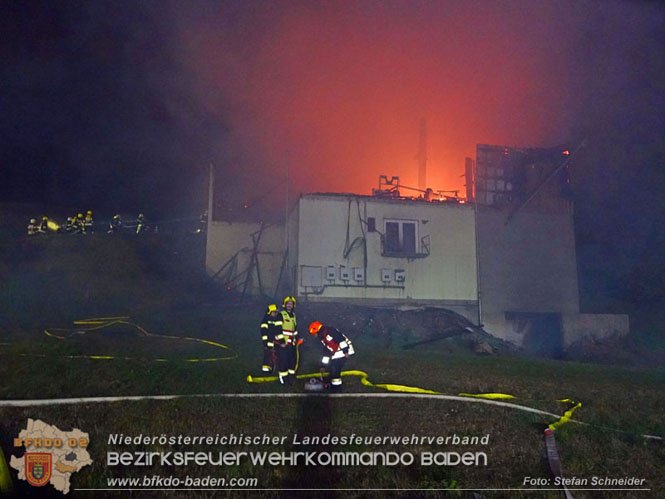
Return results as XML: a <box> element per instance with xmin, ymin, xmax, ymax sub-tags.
<box><xmin>309</xmin><ymin>321</ymin><xmax>323</xmax><ymax>335</ymax></box>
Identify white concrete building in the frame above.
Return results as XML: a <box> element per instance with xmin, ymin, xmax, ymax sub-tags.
<box><xmin>289</xmin><ymin>193</ymin><xmax>479</xmax><ymax>320</ymax></box>
<box><xmin>206</xmin><ymin>193</ymin><xmax>479</xmax><ymax>322</ymax></box>
<box><xmin>205</xmin><ymin>144</ymin><xmax>629</xmax><ymax>352</ymax></box>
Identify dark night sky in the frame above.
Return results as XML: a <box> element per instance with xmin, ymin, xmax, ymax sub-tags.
<box><xmin>2</xmin><ymin>1</ymin><xmax>664</xmax><ymax>308</ymax></box>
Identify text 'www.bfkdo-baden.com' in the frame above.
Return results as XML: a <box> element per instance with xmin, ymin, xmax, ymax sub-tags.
<box><xmin>105</xmin><ymin>475</ymin><xmax>258</xmax><ymax>488</ymax></box>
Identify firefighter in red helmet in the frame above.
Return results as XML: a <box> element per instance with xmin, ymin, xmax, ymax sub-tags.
<box><xmin>275</xmin><ymin>296</ymin><xmax>298</xmax><ymax>384</ymax></box>
<box><xmin>309</xmin><ymin>321</ymin><xmax>355</xmax><ymax>390</ymax></box>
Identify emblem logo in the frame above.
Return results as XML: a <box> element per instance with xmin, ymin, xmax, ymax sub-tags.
<box><xmin>25</xmin><ymin>453</ymin><xmax>52</xmax><ymax>487</ymax></box>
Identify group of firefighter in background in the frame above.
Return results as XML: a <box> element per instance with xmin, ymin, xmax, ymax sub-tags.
<box><xmin>27</xmin><ymin>212</ymin><xmax>153</xmax><ymax>235</ymax></box>
<box><xmin>27</xmin><ymin>210</ymin><xmax>94</xmax><ymax>235</ymax></box>
<box><xmin>107</xmin><ymin>213</ymin><xmax>152</xmax><ymax>234</ymax></box>
<box><xmin>260</xmin><ymin>296</ymin><xmax>355</xmax><ymax>391</ymax></box>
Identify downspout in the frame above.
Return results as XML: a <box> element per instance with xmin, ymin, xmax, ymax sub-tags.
<box><xmin>363</xmin><ymin>199</ymin><xmax>368</xmax><ymax>285</ymax></box>
<box><xmin>472</xmin><ymin>160</ymin><xmax>483</xmax><ymax>327</ymax></box>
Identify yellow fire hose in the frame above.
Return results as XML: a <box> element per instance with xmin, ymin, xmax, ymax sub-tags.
<box><xmin>40</xmin><ymin>317</ymin><xmax>237</xmax><ymax>362</ymax></box>
<box><xmin>247</xmin><ymin>369</ymin><xmax>579</xmax><ymax>430</ymax></box>
<box><xmin>548</xmin><ymin>398</ymin><xmax>582</xmax><ymax>431</ymax></box>
<box><xmin>248</xmin><ymin>368</ymin><xmax>587</xmax><ymax>497</ymax></box>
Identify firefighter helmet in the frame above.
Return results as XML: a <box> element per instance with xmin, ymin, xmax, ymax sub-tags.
<box><xmin>30</xmin><ymin>218</ymin><xmax>36</xmax><ymax>224</ymax></box>
<box><xmin>77</xmin><ymin>213</ymin><xmax>83</xmax><ymax>218</ymax></box>
<box><xmin>309</xmin><ymin>321</ymin><xmax>323</xmax><ymax>335</ymax></box>
<box><xmin>267</xmin><ymin>304</ymin><xmax>278</xmax><ymax>313</ymax></box>
<box><xmin>42</xmin><ymin>216</ymin><xmax>48</xmax><ymax>221</ymax></box>
<box><xmin>87</xmin><ymin>210</ymin><xmax>92</xmax><ymax>215</ymax></box>
<box><xmin>283</xmin><ymin>296</ymin><xmax>296</xmax><ymax>307</ymax></box>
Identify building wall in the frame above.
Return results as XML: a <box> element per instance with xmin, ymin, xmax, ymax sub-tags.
<box><xmin>562</xmin><ymin>313</ymin><xmax>630</xmax><ymax>347</ymax></box>
<box><xmin>294</xmin><ymin>194</ymin><xmax>478</xmax><ymax>320</ymax></box>
<box><xmin>204</xmin><ymin>193</ymin><xmax>627</xmax><ymax>350</ymax></box>
<box><xmin>476</xmin><ymin>198</ymin><xmax>580</xmax><ymax>346</ymax></box>
<box><xmin>205</xmin><ymin>221</ymin><xmax>285</xmax><ymax>296</ymax></box>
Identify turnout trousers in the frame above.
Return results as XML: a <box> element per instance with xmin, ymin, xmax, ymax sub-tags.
<box><xmin>276</xmin><ymin>345</ymin><xmax>297</xmax><ymax>383</ymax></box>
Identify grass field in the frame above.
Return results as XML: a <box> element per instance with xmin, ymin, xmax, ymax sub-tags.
<box><xmin>1</xmin><ymin>306</ymin><xmax>664</xmax><ymax>498</ymax></box>
<box><xmin>0</xmin><ymin>225</ymin><xmax>663</xmax><ymax>498</ymax></box>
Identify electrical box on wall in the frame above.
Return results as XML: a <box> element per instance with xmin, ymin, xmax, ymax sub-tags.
<box><xmin>380</xmin><ymin>269</ymin><xmax>391</xmax><ymax>282</ymax></box>
<box><xmin>340</xmin><ymin>266</ymin><xmax>350</xmax><ymax>281</ymax></box>
<box><xmin>353</xmin><ymin>268</ymin><xmax>364</xmax><ymax>281</ymax></box>
<box><xmin>326</xmin><ymin>266</ymin><xmax>336</xmax><ymax>281</ymax></box>
<box><xmin>394</xmin><ymin>269</ymin><xmax>406</xmax><ymax>282</ymax></box>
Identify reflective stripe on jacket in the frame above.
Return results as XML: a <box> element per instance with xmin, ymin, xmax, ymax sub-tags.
<box><xmin>277</xmin><ymin>310</ymin><xmax>297</xmax><ymax>345</ymax></box>
<box><xmin>319</xmin><ymin>326</ymin><xmax>354</xmax><ymax>363</ymax></box>
<box><xmin>260</xmin><ymin>313</ymin><xmax>283</xmax><ymax>348</ymax></box>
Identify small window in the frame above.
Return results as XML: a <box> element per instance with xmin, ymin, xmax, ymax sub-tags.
<box><xmin>402</xmin><ymin>223</ymin><xmax>416</xmax><ymax>253</ymax></box>
<box><xmin>367</xmin><ymin>217</ymin><xmax>376</xmax><ymax>232</ymax></box>
<box><xmin>385</xmin><ymin>222</ymin><xmax>400</xmax><ymax>253</ymax></box>
<box><xmin>384</xmin><ymin>220</ymin><xmax>417</xmax><ymax>256</ymax></box>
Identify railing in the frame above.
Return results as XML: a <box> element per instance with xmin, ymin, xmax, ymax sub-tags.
<box><xmin>380</xmin><ymin>234</ymin><xmax>430</xmax><ymax>259</ymax></box>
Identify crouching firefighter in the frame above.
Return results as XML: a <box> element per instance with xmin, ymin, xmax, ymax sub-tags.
<box><xmin>108</xmin><ymin>214</ymin><xmax>122</xmax><ymax>233</ymax></box>
<box><xmin>260</xmin><ymin>304</ymin><xmax>282</xmax><ymax>373</ymax></box>
<box><xmin>275</xmin><ymin>296</ymin><xmax>299</xmax><ymax>384</ymax></box>
<box><xmin>27</xmin><ymin>218</ymin><xmax>37</xmax><ymax>236</ymax></box>
<box><xmin>309</xmin><ymin>321</ymin><xmax>355</xmax><ymax>390</ymax></box>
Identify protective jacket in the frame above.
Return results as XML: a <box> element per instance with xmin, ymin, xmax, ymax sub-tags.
<box><xmin>319</xmin><ymin>325</ymin><xmax>354</xmax><ymax>365</ymax></box>
<box><xmin>276</xmin><ymin>310</ymin><xmax>298</xmax><ymax>346</ymax></box>
<box><xmin>84</xmin><ymin>212</ymin><xmax>93</xmax><ymax>232</ymax></box>
<box><xmin>108</xmin><ymin>215</ymin><xmax>122</xmax><ymax>233</ymax></box>
<box><xmin>75</xmin><ymin>215</ymin><xmax>85</xmax><ymax>233</ymax></box>
<box><xmin>276</xmin><ymin>309</ymin><xmax>298</xmax><ymax>382</ymax></box>
<box><xmin>260</xmin><ymin>313</ymin><xmax>283</xmax><ymax>348</ymax></box>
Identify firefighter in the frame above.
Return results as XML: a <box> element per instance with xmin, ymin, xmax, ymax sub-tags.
<box><xmin>275</xmin><ymin>296</ymin><xmax>298</xmax><ymax>384</ymax></box>
<box><xmin>84</xmin><ymin>210</ymin><xmax>94</xmax><ymax>233</ymax></box>
<box><xmin>75</xmin><ymin>213</ymin><xmax>85</xmax><ymax>233</ymax></box>
<box><xmin>38</xmin><ymin>216</ymin><xmax>49</xmax><ymax>234</ymax></box>
<box><xmin>108</xmin><ymin>214</ymin><xmax>122</xmax><ymax>233</ymax></box>
<box><xmin>136</xmin><ymin>213</ymin><xmax>146</xmax><ymax>234</ymax></box>
<box><xmin>260</xmin><ymin>304</ymin><xmax>283</xmax><ymax>373</ymax></box>
<box><xmin>27</xmin><ymin>218</ymin><xmax>37</xmax><ymax>236</ymax></box>
<box><xmin>64</xmin><ymin>217</ymin><xmax>74</xmax><ymax>232</ymax></box>
<box><xmin>309</xmin><ymin>321</ymin><xmax>355</xmax><ymax>390</ymax></box>
<box><xmin>69</xmin><ymin>214</ymin><xmax>80</xmax><ymax>232</ymax></box>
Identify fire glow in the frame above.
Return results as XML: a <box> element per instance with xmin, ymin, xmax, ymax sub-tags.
<box><xmin>174</xmin><ymin>3</ymin><xmax>574</xmax><ymax>198</ymax></box>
